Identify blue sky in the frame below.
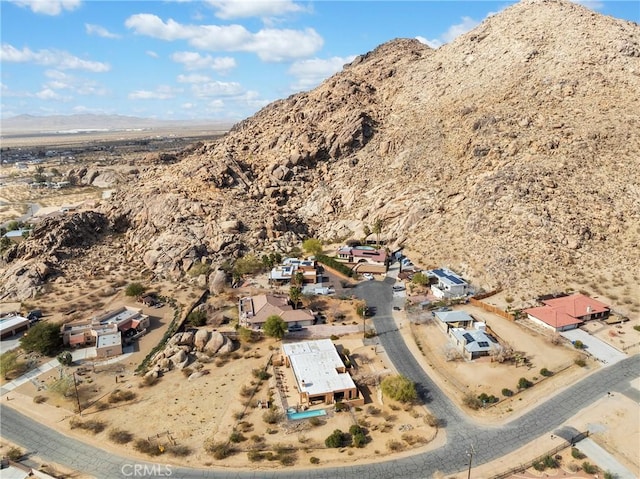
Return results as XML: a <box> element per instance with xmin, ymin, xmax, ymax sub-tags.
<box><xmin>1</xmin><ymin>0</ymin><xmax>638</xmax><ymax>122</ymax></box>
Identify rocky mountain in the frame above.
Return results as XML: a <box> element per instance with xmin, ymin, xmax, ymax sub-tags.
<box><xmin>2</xmin><ymin>0</ymin><xmax>639</xmax><ymax>304</ymax></box>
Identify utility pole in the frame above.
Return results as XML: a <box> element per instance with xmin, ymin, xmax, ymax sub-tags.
<box><xmin>467</xmin><ymin>444</ymin><xmax>475</xmax><ymax>479</ymax></box>
<box><xmin>72</xmin><ymin>372</ymin><xmax>82</xmax><ymax>415</ymax></box>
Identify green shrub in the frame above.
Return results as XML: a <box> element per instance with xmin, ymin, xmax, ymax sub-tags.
<box><xmin>6</xmin><ymin>446</ymin><xmax>23</xmax><ymax>461</ymax></box>
<box><xmin>310</xmin><ymin>456</ymin><xmax>320</xmax><ymax>464</ymax></box>
<box><xmin>573</xmin><ymin>340</ymin><xmax>585</xmax><ymax>349</ymax></box>
<box><xmin>315</xmin><ymin>254</ymin><xmax>353</xmax><ymax>277</ymax></box>
<box><xmin>582</xmin><ymin>462</ymin><xmax>598</xmax><ymax>474</ymax></box>
<box><xmin>540</xmin><ymin>368</ymin><xmax>553</xmax><ymax>377</ymax></box>
<box><xmin>463</xmin><ymin>392</ymin><xmax>482</xmax><ymax>410</ymax></box>
<box><xmin>517</xmin><ymin>377</ymin><xmax>533</xmax><ymax>389</ymax></box>
<box><xmin>533</xmin><ymin>461</ymin><xmax>545</xmax><ymax>471</ymax></box>
<box><xmin>229</xmin><ymin>431</ymin><xmax>246</xmax><ymax>443</ymax></box>
<box><xmin>186</xmin><ymin>310</ymin><xmax>207</xmax><ymax>327</ymax></box>
<box><xmin>633</xmin><ymin>325</ymin><xmax>640</xmax><ymax>332</ymax></box>
<box><xmin>381</xmin><ymin>375</ymin><xmax>417</xmax><ymax>403</ymax></box>
<box><xmin>574</xmin><ymin>357</ymin><xmax>587</xmax><ymax>367</ymax></box>
<box><xmin>309</xmin><ymin>416</ymin><xmax>323</xmax><ymax>427</ymax></box>
<box><xmin>501</xmin><ymin>388</ymin><xmax>514</xmax><ymax>397</ymax></box>
<box><xmin>543</xmin><ymin>455</ymin><xmax>558</xmax><ymax>468</ymax></box>
<box><xmin>247</xmin><ymin>450</ymin><xmax>266</xmax><ymax>462</ymax></box>
<box><xmin>252</xmin><ymin>368</ymin><xmax>271</xmax><ymax>380</ymax></box>
<box><xmin>477</xmin><ymin>392</ymin><xmax>499</xmax><ymax>405</ymax></box>
<box><xmin>571</xmin><ymin>447</ymin><xmax>586</xmax><ymax>459</ymax></box>
<box><xmin>325</xmin><ymin>429</ymin><xmax>346</xmax><ymax>448</ymax></box>
<box><xmin>33</xmin><ymin>395</ymin><xmax>48</xmax><ymax>404</ymax></box>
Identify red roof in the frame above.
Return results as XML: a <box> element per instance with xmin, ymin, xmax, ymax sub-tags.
<box><xmin>524</xmin><ymin>306</ymin><xmax>583</xmax><ymax>329</ymax></box>
<box><xmin>542</xmin><ymin>294</ymin><xmax>609</xmax><ymax>319</ymax></box>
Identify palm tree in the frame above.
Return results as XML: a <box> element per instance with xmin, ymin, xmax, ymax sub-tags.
<box><xmin>289</xmin><ymin>286</ymin><xmax>302</xmax><ymax>309</ymax></box>
<box><xmin>372</xmin><ymin>218</ymin><xmax>383</xmax><ymax>248</ymax></box>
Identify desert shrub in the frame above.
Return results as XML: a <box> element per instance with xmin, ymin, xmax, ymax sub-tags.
<box><xmin>133</xmin><ymin>439</ymin><xmax>164</xmax><ymax>456</ymax></box>
<box><xmin>517</xmin><ymin>377</ymin><xmax>533</xmax><ymax>389</ymax></box>
<box><xmin>229</xmin><ymin>431</ymin><xmax>246</xmax><ymax>443</ymax></box>
<box><xmin>69</xmin><ymin>418</ymin><xmax>106</xmax><ymax>434</ymax></box>
<box><xmin>380</xmin><ymin>375</ymin><xmax>417</xmax><ymax>403</ymax></box>
<box><xmin>310</xmin><ymin>456</ymin><xmax>320</xmax><ymax>464</ymax></box>
<box><xmin>108</xmin><ymin>389</ymin><xmax>136</xmax><ymax>403</ymax></box>
<box><xmin>571</xmin><ymin>447</ymin><xmax>586</xmax><ymax>459</ymax></box>
<box><xmin>252</xmin><ymin>368</ymin><xmax>271</xmax><ymax>380</ymax></box>
<box><xmin>424</xmin><ymin>413</ymin><xmax>440</xmax><ymax>427</ymax></box>
<box><xmin>386</xmin><ymin>439</ymin><xmax>404</xmax><ymax>452</ymax></box>
<box><xmin>168</xmin><ymin>444</ymin><xmax>192</xmax><ymax>457</ymax></box>
<box><xmin>334</xmin><ymin>401</ymin><xmax>348</xmax><ymax>412</ymax></box>
<box><xmin>308</xmin><ymin>416</ymin><xmax>323</xmax><ymax>427</ymax></box>
<box><xmin>533</xmin><ymin>460</ymin><xmax>545</xmax><ymax>471</ymax></box>
<box><xmin>125</xmin><ymin>282</ymin><xmax>146</xmax><ymax>297</ymax></box>
<box><xmin>204</xmin><ymin>440</ymin><xmax>236</xmax><ymax>459</ymax></box>
<box><xmin>574</xmin><ymin>357</ymin><xmax>587</xmax><ymax>367</ymax></box>
<box><xmin>330</xmin><ymin>334</ymin><xmax>339</xmax><ymax>340</ymax></box>
<box><xmin>367</xmin><ymin>405</ymin><xmax>381</xmax><ymax>416</ymax></box>
<box><xmin>633</xmin><ymin>325</ymin><xmax>640</xmax><ymax>332</ymax></box>
<box><xmin>6</xmin><ymin>446</ymin><xmax>23</xmax><ymax>461</ymax></box>
<box><xmin>463</xmin><ymin>392</ymin><xmax>482</xmax><ymax>410</ymax></box>
<box><xmin>603</xmin><ymin>471</ymin><xmax>616</xmax><ymax>479</ymax></box>
<box><xmin>143</xmin><ymin>374</ymin><xmax>159</xmax><ymax>386</ymax></box>
<box><xmin>263</xmin><ymin>408</ymin><xmax>284</xmax><ymax>424</ymax></box>
<box><xmin>33</xmin><ymin>395</ymin><xmax>48</xmax><ymax>404</ymax></box>
<box><xmin>239</xmin><ymin>384</ymin><xmax>254</xmax><ymax>398</ymax></box>
<box><xmin>248</xmin><ymin>450</ymin><xmax>266</xmax><ymax>462</ymax></box>
<box><xmin>94</xmin><ymin>401</ymin><xmax>109</xmax><ymax>411</ymax></box>
<box><xmin>477</xmin><ymin>392</ymin><xmax>499</xmax><ymax>405</ymax></box>
<box><xmin>1</xmin><ymin>350</ymin><xmax>28</xmax><ymax>379</ymax></box>
<box><xmin>582</xmin><ymin>462</ymin><xmax>598</xmax><ymax>474</ymax></box>
<box><xmin>325</xmin><ymin>429</ymin><xmax>347</xmax><ymax>448</ymax></box>
<box><xmin>186</xmin><ymin>310</ymin><xmax>207</xmax><ymax>327</ymax></box>
<box><xmin>543</xmin><ymin>455</ymin><xmax>558</xmax><ymax>468</ymax></box>
<box><xmin>349</xmin><ymin>425</ymin><xmax>367</xmax><ymax>448</ymax></box>
<box><xmin>502</xmin><ymin>388</ymin><xmax>514</xmax><ymax>397</ymax></box>
<box><xmin>108</xmin><ymin>428</ymin><xmax>134</xmax><ymax>444</ymax></box>
<box><xmin>540</xmin><ymin>368</ymin><xmax>553</xmax><ymax>377</ymax></box>
<box><xmin>573</xmin><ymin>340</ymin><xmax>585</xmax><ymax>349</ymax></box>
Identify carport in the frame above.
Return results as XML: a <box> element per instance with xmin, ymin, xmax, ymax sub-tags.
<box><xmin>560</xmin><ymin>329</ymin><xmax>627</xmax><ymax>365</ymax></box>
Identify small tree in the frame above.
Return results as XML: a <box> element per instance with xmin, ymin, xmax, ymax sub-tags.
<box><xmin>302</xmin><ymin>238</ymin><xmax>323</xmax><ymax>257</ymax></box>
<box><xmin>372</xmin><ymin>218</ymin><xmax>384</xmax><ymax>247</ymax></box>
<box><xmin>263</xmin><ymin>315</ymin><xmax>287</xmax><ymax>340</ymax></box>
<box><xmin>380</xmin><ymin>375</ymin><xmax>417</xmax><ymax>403</ymax></box>
<box><xmin>1</xmin><ymin>350</ymin><xmax>27</xmax><ymax>379</ymax></box>
<box><xmin>517</xmin><ymin>377</ymin><xmax>533</xmax><ymax>389</ymax></box>
<box><xmin>57</xmin><ymin>351</ymin><xmax>73</xmax><ymax>366</ymax></box>
<box><xmin>289</xmin><ymin>286</ymin><xmax>302</xmax><ymax>309</ymax></box>
<box><xmin>186</xmin><ymin>310</ymin><xmax>207</xmax><ymax>327</ymax></box>
<box><xmin>20</xmin><ymin>322</ymin><xmax>63</xmax><ymax>356</ymax></box>
<box><xmin>325</xmin><ymin>429</ymin><xmax>346</xmax><ymax>448</ymax></box>
<box><xmin>411</xmin><ymin>272</ymin><xmax>428</xmax><ymax>286</ymax></box>
<box><xmin>125</xmin><ymin>282</ymin><xmax>146</xmax><ymax>297</ymax></box>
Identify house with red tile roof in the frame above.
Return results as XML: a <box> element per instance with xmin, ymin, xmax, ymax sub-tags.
<box><xmin>523</xmin><ymin>293</ymin><xmax>610</xmax><ymax>332</ymax></box>
<box><xmin>336</xmin><ymin>245</ymin><xmax>388</xmax><ymax>274</ymax></box>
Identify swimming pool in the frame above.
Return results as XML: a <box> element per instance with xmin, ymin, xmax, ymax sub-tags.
<box><xmin>286</xmin><ymin>409</ymin><xmax>327</xmax><ymax>421</ymax></box>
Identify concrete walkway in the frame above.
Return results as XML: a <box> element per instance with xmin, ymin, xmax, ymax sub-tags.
<box><xmin>575</xmin><ymin>437</ymin><xmax>637</xmax><ymax>479</ymax></box>
<box><xmin>561</xmin><ymin>329</ymin><xmax>627</xmax><ymax>365</ymax></box>
<box><xmin>0</xmin><ymin>348</ymin><xmax>132</xmax><ymax>396</ymax></box>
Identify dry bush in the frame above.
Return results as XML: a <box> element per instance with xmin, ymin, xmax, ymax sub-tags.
<box><xmin>263</xmin><ymin>408</ymin><xmax>284</xmax><ymax>424</ymax></box>
<box><xmin>204</xmin><ymin>439</ymin><xmax>236</xmax><ymax>459</ymax></box>
<box><xmin>108</xmin><ymin>389</ymin><xmax>136</xmax><ymax>403</ymax></box>
<box><xmin>33</xmin><ymin>395</ymin><xmax>48</xmax><ymax>404</ymax></box>
<box><xmin>133</xmin><ymin>439</ymin><xmax>165</xmax><ymax>456</ymax></box>
<box><xmin>69</xmin><ymin>418</ymin><xmax>107</xmax><ymax>434</ymax></box>
<box><xmin>386</xmin><ymin>439</ymin><xmax>404</xmax><ymax>452</ymax></box>
<box><xmin>424</xmin><ymin>413</ymin><xmax>440</xmax><ymax>427</ymax></box>
<box><xmin>168</xmin><ymin>444</ymin><xmax>192</xmax><ymax>457</ymax></box>
<box><xmin>108</xmin><ymin>428</ymin><xmax>134</xmax><ymax>444</ymax></box>
<box><xmin>401</xmin><ymin>433</ymin><xmax>429</xmax><ymax>445</ymax></box>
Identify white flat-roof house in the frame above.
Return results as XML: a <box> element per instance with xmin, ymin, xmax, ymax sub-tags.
<box><xmin>429</xmin><ymin>268</ymin><xmax>470</xmax><ymax>299</ymax></box>
<box><xmin>0</xmin><ymin>315</ymin><xmax>31</xmax><ymax>339</ymax></box>
<box><xmin>61</xmin><ymin>306</ymin><xmax>150</xmax><ymax>358</ymax></box>
<box><xmin>282</xmin><ymin>339</ymin><xmax>361</xmax><ymax>406</ymax></box>
<box><xmin>433</xmin><ymin>310</ymin><xmax>474</xmax><ymax>333</ymax></box>
<box><xmin>269</xmin><ymin>258</ymin><xmax>318</xmax><ymax>284</ymax></box>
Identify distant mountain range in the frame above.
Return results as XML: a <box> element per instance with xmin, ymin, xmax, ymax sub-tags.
<box><xmin>1</xmin><ymin>114</ymin><xmax>233</xmax><ymax>134</ymax></box>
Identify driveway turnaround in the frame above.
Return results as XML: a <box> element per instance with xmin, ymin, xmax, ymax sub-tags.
<box><xmin>1</xmin><ymin>279</ymin><xmax>638</xmax><ymax>479</ymax></box>
<box><xmin>561</xmin><ymin>328</ymin><xmax>627</xmax><ymax>365</ymax></box>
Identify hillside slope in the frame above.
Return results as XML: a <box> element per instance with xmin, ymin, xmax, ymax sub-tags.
<box><xmin>2</xmin><ymin>0</ymin><xmax>639</xmax><ymax>307</ymax></box>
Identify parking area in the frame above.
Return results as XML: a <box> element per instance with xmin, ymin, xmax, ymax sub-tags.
<box><xmin>561</xmin><ymin>328</ymin><xmax>627</xmax><ymax>366</ymax></box>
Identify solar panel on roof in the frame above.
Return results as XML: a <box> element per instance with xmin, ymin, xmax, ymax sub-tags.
<box><xmin>477</xmin><ymin>341</ymin><xmax>489</xmax><ymax>348</ymax></box>
<box><xmin>463</xmin><ymin>333</ymin><xmax>474</xmax><ymax>343</ymax></box>
<box><xmin>446</xmin><ymin>274</ymin><xmax>465</xmax><ymax>285</ymax></box>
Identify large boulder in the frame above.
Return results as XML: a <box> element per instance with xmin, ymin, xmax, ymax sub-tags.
<box><xmin>194</xmin><ymin>329</ymin><xmax>210</xmax><ymax>351</ymax></box>
<box><xmin>217</xmin><ymin>336</ymin><xmax>235</xmax><ymax>355</ymax></box>
<box><xmin>203</xmin><ymin>331</ymin><xmax>225</xmax><ymax>355</ymax></box>
<box><xmin>208</xmin><ymin>269</ymin><xmax>227</xmax><ymax>294</ymax></box>
<box><xmin>168</xmin><ymin>349</ymin><xmax>187</xmax><ymax>368</ymax></box>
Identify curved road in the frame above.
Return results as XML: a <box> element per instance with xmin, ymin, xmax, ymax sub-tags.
<box><xmin>1</xmin><ymin>279</ymin><xmax>638</xmax><ymax>478</ymax></box>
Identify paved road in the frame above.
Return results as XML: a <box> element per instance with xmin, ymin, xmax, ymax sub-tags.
<box><xmin>1</xmin><ymin>278</ymin><xmax>638</xmax><ymax>479</ymax></box>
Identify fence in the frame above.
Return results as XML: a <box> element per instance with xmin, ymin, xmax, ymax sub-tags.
<box><xmin>469</xmin><ymin>297</ymin><xmax>515</xmax><ymax>321</ymax></box>
<box><xmin>490</xmin><ymin>430</ymin><xmax>589</xmax><ymax>479</ymax></box>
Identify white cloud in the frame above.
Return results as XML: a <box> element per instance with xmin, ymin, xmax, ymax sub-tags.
<box><xmin>417</xmin><ymin>15</ymin><xmax>485</xmax><ymax>49</ymax></box>
<box><xmin>177</xmin><ymin>73</ymin><xmax>211</xmax><ymax>83</ymax></box>
<box><xmin>85</xmin><ymin>23</ymin><xmax>121</xmax><ymax>39</ymax></box>
<box><xmin>42</xmin><ymin>70</ymin><xmax>108</xmax><ymax>96</ymax></box>
<box><xmin>1</xmin><ymin>44</ymin><xmax>110</xmax><ymax>72</ymax></box>
<box><xmin>146</xmin><ymin>50</ymin><xmax>159</xmax><ymax>58</ymax></box>
<box><xmin>128</xmin><ymin>86</ymin><xmax>179</xmax><ymax>100</ymax></box>
<box><xmin>206</xmin><ymin>0</ymin><xmax>306</xmax><ymax>20</ymax></box>
<box><xmin>191</xmin><ymin>80</ymin><xmax>243</xmax><ymax>97</ymax></box>
<box><xmin>35</xmin><ymin>88</ymin><xmax>65</xmax><ymax>100</ymax></box>
<box><xmin>10</xmin><ymin>0</ymin><xmax>81</xmax><ymax>16</ymax></box>
<box><xmin>288</xmin><ymin>55</ymin><xmax>355</xmax><ymax>91</ymax></box>
<box><xmin>207</xmin><ymin>99</ymin><xmax>225</xmax><ymax>110</ymax></box>
<box><xmin>171</xmin><ymin>51</ymin><xmax>236</xmax><ymax>73</ymax></box>
<box><xmin>125</xmin><ymin>14</ymin><xmax>323</xmax><ymax>62</ymax></box>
